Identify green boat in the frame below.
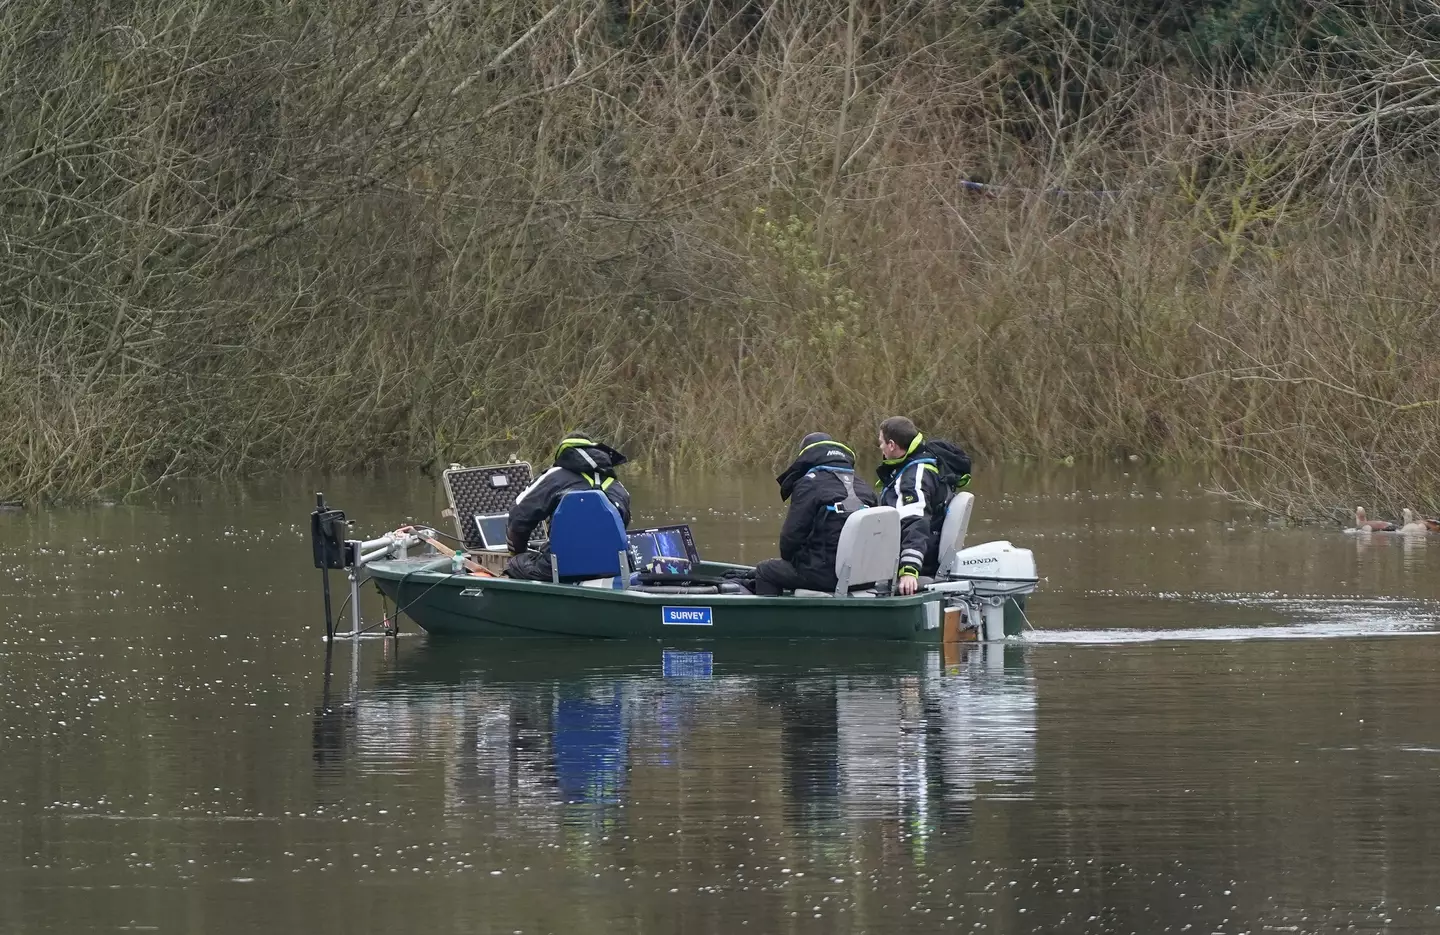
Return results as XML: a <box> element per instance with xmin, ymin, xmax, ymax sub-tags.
<box><xmin>311</xmin><ymin>468</ymin><xmax>1038</xmax><ymax>643</ymax></box>
<box><xmin>364</xmin><ymin>557</ymin><xmax>1021</xmax><ymax>640</ymax></box>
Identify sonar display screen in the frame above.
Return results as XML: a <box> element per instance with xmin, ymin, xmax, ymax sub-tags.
<box><xmin>626</xmin><ymin>524</ymin><xmax>700</xmax><ymax>571</ymax></box>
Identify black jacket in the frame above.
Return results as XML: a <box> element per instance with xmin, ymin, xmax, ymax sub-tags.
<box><xmin>506</xmin><ymin>439</ymin><xmax>631</xmax><ymax>554</ymax></box>
<box><xmin>875</xmin><ymin>435</ymin><xmax>970</xmax><ymax>577</ymax></box>
<box><xmin>775</xmin><ymin>441</ymin><xmax>878</xmax><ymax>588</ymax></box>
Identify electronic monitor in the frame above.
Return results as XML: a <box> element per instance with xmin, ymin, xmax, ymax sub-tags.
<box><xmin>472</xmin><ymin>513</ymin><xmax>511</xmax><ymax>550</ymax></box>
<box><xmin>626</xmin><ymin>524</ymin><xmax>701</xmax><ymax>571</ymax></box>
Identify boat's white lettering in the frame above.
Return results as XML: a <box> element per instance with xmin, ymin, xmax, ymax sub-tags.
<box><xmin>662</xmin><ymin>606</ymin><xmax>713</xmax><ymax>626</ymax></box>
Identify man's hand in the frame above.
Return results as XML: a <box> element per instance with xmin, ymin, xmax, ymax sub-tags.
<box><xmin>899</xmin><ymin>573</ymin><xmax>919</xmax><ymax>595</ymax></box>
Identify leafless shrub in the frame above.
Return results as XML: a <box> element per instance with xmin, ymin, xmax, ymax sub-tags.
<box><xmin>3</xmin><ymin>0</ymin><xmax>1440</xmax><ymax>520</ymax></box>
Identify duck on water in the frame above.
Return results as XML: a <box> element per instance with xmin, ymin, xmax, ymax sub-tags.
<box><xmin>1348</xmin><ymin>506</ymin><xmax>1440</xmax><ymax>534</ymax></box>
<box><xmin>1351</xmin><ymin>507</ymin><xmax>1398</xmax><ymax>533</ymax></box>
<box><xmin>1399</xmin><ymin>508</ymin><xmax>1440</xmax><ymax>534</ymax></box>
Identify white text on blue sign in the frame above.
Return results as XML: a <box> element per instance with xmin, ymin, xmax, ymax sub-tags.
<box><xmin>662</xmin><ymin>606</ymin><xmax>713</xmax><ymax>626</ymax></box>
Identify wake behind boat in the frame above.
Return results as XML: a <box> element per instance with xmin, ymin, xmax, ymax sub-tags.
<box><xmin>310</xmin><ymin>462</ymin><xmax>1039</xmax><ymax>643</ymax></box>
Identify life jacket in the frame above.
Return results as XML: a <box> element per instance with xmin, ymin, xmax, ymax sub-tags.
<box><xmin>878</xmin><ymin>433</ymin><xmax>971</xmax><ymax>500</ymax></box>
<box><xmin>810</xmin><ymin>465</ymin><xmax>867</xmax><ymax>514</ymax></box>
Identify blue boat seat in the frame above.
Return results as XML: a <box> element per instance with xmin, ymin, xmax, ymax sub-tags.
<box><xmin>549</xmin><ymin>490</ymin><xmax>631</xmax><ymax>587</ymax></box>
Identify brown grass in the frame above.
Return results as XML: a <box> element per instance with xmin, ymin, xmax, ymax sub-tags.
<box><xmin>4</xmin><ymin>0</ymin><xmax>1440</xmax><ymax>521</ymax></box>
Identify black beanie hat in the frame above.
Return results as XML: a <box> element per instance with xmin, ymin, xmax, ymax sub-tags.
<box><xmin>799</xmin><ymin>432</ymin><xmax>832</xmax><ymax>450</ymax></box>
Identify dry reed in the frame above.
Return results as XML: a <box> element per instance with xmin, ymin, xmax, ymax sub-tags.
<box><xmin>4</xmin><ymin>0</ymin><xmax>1440</xmax><ymax>522</ymax></box>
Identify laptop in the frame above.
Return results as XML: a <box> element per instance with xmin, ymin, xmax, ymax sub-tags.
<box><xmin>472</xmin><ymin>513</ymin><xmax>511</xmax><ymax>550</ymax></box>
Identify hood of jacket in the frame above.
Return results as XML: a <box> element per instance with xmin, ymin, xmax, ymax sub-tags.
<box><xmin>552</xmin><ymin>436</ymin><xmax>627</xmax><ymax>476</ymax></box>
<box><xmin>776</xmin><ymin>439</ymin><xmax>858</xmax><ymax>502</ymax></box>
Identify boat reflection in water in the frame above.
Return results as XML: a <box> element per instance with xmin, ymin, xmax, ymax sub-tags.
<box><xmin>324</xmin><ymin>641</ymin><xmax>1036</xmax><ymax>839</ymax></box>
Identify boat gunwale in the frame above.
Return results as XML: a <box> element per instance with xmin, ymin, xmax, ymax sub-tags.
<box><xmin>364</xmin><ymin>557</ymin><xmax>943</xmax><ymax>608</ymax></box>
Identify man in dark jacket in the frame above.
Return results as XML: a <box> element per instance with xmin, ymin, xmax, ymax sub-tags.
<box><xmin>875</xmin><ymin>416</ymin><xmax>972</xmax><ymax>594</ymax></box>
<box><xmin>753</xmin><ymin>432</ymin><xmax>879</xmax><ymax>596</ymax></box>
<box><xmin>505</xmin><ymin>433</ymin><xmax>632</xmax><ymax>581</ymax></box>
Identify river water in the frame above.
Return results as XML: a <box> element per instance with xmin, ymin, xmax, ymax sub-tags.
<box><xmin>2</xmin><ymin>465</ymin><xmax>1438</xmax><ymax>934</ymax></box>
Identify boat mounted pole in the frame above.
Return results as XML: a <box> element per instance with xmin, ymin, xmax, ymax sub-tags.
<box><xmin>311</xmin><ymin>492</ymin><xmax>350</xmax><ymax>642</ymax></box>
<box><xmin>351</xmin><ymin>626</ymin><xmax>361</xmax><ymax>692</ymax></box>
<box><xmin>316</xmin><ymin>494</ymin><xmax>334</xmax><ymax>640</ymax></box>
<box><xmin>322</xmin><ymin>567</ymin><xmax>334</xmax><ymax>642</ymax></box>
<box><xmin>348</xmin><ymin>545</ymin><xmax>363</xmax><ymax>643</ymax></box>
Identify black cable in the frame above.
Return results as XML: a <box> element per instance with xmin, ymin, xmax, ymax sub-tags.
<box><xmin>327</xmin><ymin>573</ymin><xmax>372</xmax><ymax>635</ymax></box>
<box><xmin>327</xmin><ymin>531</ymin><xmax>472</xmax><ymax>637</ymax></box>
<box><xmin>390</xmin><ymin>570</ymin><xmax>463</xmax><ymax>621</ymax></box>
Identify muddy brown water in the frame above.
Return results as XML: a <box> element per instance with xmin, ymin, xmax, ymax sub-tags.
<box><xmin>2</xmin><ymin>465</ymin><xmax>1439</xmax><ymax>934</ymax></box>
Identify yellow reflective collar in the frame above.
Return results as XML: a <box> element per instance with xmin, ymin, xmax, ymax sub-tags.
<box><xmin>881</xmin><ymin>432</ymin><xmax>924</xmax><ymax>467</ymax></box>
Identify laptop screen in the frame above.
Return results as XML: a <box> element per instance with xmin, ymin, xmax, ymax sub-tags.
<box><xmin>626</xmin><ymin>524</ymin><xmax>701</xmax><ymax>569</ymax></box>
<box><xmin>472</xmin><ymin>513</ymin><xmax>510</xmax><ymax>550</ymax></box>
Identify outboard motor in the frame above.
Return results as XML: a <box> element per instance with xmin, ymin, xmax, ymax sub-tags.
<box><xmin>932</xmin><ymin>540</ymin><xmax>1040</xmax><ymax>641</ymax></box>
<box><xmin>950</xmin><ymin>540</ymin><xmax>1038</xmax><ymax>598</ymax></box>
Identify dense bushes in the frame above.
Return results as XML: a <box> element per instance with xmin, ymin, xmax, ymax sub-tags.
<box><xmin>4</xmin><ymin>0</ymin><xmax>1440</xmax><ymax>519</ymax></box>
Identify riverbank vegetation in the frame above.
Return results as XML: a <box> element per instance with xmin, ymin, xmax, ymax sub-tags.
<box><xmin>4</xmin><ymin>0</ymin><xmax>1440</xmax><ymax>519</ymax></box>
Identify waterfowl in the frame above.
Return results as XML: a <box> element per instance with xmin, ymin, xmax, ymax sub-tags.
<box><xmin>1400</xmin><ymin>508</ymin><xmax>1429</xmax><ymax>534</ymax></box>
<box><xmin>1354</xmin><ymin>507</ymin><xmax>1398</xmax><ymax>532</ymax></box>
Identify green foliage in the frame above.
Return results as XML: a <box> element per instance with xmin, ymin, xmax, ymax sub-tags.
<box><xmin>981</xmin><ymin>0</ymin><xmax>1372</xmax><ymax>75</ymax></box>
<box><xmin>748</xmin><ymin>208</ymin><xmax>868</xmax><ymax>356</ymax></box>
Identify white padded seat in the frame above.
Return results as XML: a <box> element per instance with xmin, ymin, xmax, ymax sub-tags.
<box><xmin>832</xmin><ymin>506</ymin><xmax>900</xmax><ymax>596</ymax></box>
<box><xmin>779</xmin><ymin>508</ymin><xmax>900</xmax><ymax>597</ymax></box>
<box><xmin>934</xmin><ymin>492</ymin><xmax>975</xmax><ymax>578</ymax></box>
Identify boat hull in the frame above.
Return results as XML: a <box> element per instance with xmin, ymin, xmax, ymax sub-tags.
<box><xmin>366</xmin><ymin>558</ymin><xmax>1013</xmax><ymax>641</ymax></box>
